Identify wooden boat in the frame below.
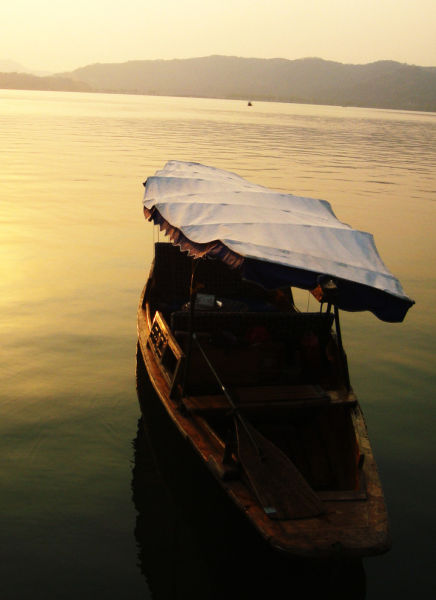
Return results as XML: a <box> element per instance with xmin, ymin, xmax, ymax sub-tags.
<box><xmin>137</xmin><ymin>162</ymin><xmax>414</xmax><ymax>559</ymax></box>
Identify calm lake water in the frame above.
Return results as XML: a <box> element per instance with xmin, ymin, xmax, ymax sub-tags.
<box><xmin>0</xmin><ymin>90</ymin><xmax>435</xmax><ymax>599</ymax></box>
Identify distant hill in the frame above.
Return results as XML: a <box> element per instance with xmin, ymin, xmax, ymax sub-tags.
<box><xmin>2</xmin><ymin>56</ymin><xmax>435</xmax><ymax>111</ymax></box>
<box><xmin>0</xmin><ymin>59</ymin><xmax>52</xmax><ymax>76</ymax></box>
<box><xmin>0</xmin><ymin>59</ymin><xmax>32</xmax><ymax>73</ymax></box>
<box><xmin>60</xmin><ymin>56</ymin><xmax>436</xmax><ymax>112</ymax></box>
<box><xmin>0</xmin><ymin>71</ymin><xmax>91</xmax><ymax>92</ymax></box>
<box><xmin>58</xmin><ymin>56</ymin><xmax>436</xmax><ymax>111</ymax></box>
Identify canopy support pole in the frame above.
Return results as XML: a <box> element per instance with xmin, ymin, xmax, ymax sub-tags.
<box><xmin>334</xmin><ymin>305</ymin><xmax>351</xmax><ymax>391</ymax></box>
<box><xmin>181</xmin><ymin>259</ymin><xmax>200</xmax><ymax>399</ymax></box>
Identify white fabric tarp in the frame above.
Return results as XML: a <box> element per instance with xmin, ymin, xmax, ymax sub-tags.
<box><xmin>143</xmin><ymin>161</ymin><xmax>413</xmax><ymax>322</ymax></box>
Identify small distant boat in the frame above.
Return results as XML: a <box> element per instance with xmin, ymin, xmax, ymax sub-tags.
<box><xmin>137</xmin><ymin>161</ymin><xmax>414</xmax><ymax>558</ymax></box>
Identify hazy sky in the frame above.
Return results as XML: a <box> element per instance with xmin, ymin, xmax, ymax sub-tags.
<box><xmin>1</xmin><ymin>0</ymin><xmax>435</xmax><ymax>72</ymax></box>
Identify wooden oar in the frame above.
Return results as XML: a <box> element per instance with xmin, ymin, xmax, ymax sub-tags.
<box><xmin>235</xmin><ymin>420</ymin><xmax>324</xmax><ymax>520</ymax></box>
<box><xmin>192</xmin><ymin>334</ymin><xmax>324</xmax><ymax>520</ymax></box>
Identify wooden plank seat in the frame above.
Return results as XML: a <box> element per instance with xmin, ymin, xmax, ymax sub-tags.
<box><xmin>184</xmin><ymin>384</ymin><xmax>356</xmax><ymax>416</ymax></box>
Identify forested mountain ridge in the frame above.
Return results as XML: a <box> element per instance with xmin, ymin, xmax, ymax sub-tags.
<box><xmin>61</xmin><ymin>56</ymin><xmax>436</xmax><ymax>111</ymax></box>
<box><xmin>2</xmin><ymin>56</ymin><xmax>435</xmax><ymax>111</ymax></box>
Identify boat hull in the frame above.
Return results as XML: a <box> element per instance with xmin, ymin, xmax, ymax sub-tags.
<box><xmin>137</xmin><ymin>282</ymin><xmax>390</xmax><ymax>559</ymax></box>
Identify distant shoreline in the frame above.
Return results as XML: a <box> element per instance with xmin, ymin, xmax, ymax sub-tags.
<box><xmin>2</xmin><ymin>86</ymin><xmax>436</xmax><ymax>116</ymax></box>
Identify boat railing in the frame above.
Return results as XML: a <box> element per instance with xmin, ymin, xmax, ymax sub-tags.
<box><xmin>171</xmin><ymin>310</ymin><xmax>335</xmax><ymax>391</ymax></box>
<box><xmin>170</xmin><ymin>310</ymin><xmax>334</xmax><ymax>350</ymax></box>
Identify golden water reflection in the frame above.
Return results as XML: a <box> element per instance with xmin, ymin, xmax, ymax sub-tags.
<box><xmin>0</xmin><ymin>89</ymin><xmax>434</xmax><ymax>599</ymax></box>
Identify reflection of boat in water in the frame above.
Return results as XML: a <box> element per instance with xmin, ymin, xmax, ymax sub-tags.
<box><xmin>136</xmin><ymin>161</ymin><xmax>413</xmax><ymax>560</ymax></box>
<box><xmin>134</xmin><ymin>348</ymin><xmax>367</xmax><ymax>600</ymax></box>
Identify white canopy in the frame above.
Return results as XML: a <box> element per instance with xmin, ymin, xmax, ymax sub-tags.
<box><xmin>143</xmin><ymin>161</ymin><xmax>414</xmax><ymax>322</ymax></box>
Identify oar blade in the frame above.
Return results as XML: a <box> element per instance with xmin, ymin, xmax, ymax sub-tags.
<box><xmin>236</xmin><ymin>420</ymin><xmax>324</xmax><ymax>520</ymax></box>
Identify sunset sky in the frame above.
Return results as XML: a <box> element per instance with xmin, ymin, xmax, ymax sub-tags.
<box><xmin>1</xmin><ymin>0</ymin><xmax>435</xmax><ymax>72</ymax></box>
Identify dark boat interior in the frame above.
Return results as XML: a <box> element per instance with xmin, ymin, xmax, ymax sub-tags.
<box><xmin>144</xmin><ymin>242</ymin><xmax>364</xmax><ymax>496</ymax></box>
